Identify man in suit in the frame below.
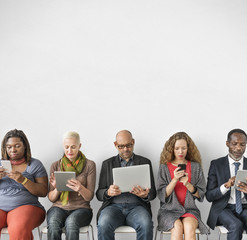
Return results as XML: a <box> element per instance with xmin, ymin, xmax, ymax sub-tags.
<box><xmin>206</xmin><ymin>129</ymin><xmax>247</xmax><ymax>240</ymax></box>
<box><xmin>96</xmin><ymin>130</ymin><xmax>156</xmax><ymax>240</ymax></box>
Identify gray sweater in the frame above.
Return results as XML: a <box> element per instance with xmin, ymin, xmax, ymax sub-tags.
<box><xmin>156</xmin><ymin>161</ymin><xmax>209</xmax><ymax>234</ymax></box>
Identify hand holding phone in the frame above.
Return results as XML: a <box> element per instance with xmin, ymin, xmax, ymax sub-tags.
<box><xmin>1</xmin><ymin>160</ymin><xmax>12</xmax><ymax>173</ymax></box>
<box><xmin>178</xmin><ymin>164</ymin><xmax>186</xmax><ymax>171</ymax></box>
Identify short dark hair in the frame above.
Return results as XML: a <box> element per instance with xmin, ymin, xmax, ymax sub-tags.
<box><xmin>1</xmin><ymin>129</ymin><xmax>32</xmax><ymax>164</ymax></box>
<box><xmin>227</xmin><ymin>129</ymin><xmax>247</xmax><ymax>142</ymax></box>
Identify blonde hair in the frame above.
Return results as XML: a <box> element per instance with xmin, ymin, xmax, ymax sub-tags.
<box><xmin>160</xmin><ymin>132</ymin><xmax>202</xmax><ymax>165</ymax></box>
<box><xmin>63</xmin><ymin>131</ymin><xmax>80</xmax><ymax>145</ymax></box>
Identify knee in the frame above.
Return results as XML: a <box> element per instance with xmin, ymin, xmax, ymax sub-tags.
<box><xmin>47</xmin><ymin>215</ymin><xmax>64</xmax><ymax>230</ymax></box>
<box><xmin>228</xmin><ymin>220</ymin><xmax>244</xmax><ymax>232</ymax></box>
<box><xmin>172</xmin><ymin>220</ymin><xmax>183</xmax><ymax>235</ymax></box>
<box><xmin>139</xmin><ymin>218</ymin><xmax>153</xmax><ymax>229</ymax></box>
<box><xmin>183</xmin><ymin>223</ymin><xmax>197</xmax><ymax>236</ymax></box>
<box><xmin>65</xmin><ymin>217</ymin><xmax>79</xmax><ymax>231</ymax></box>
<box><xmin>98</xmin><ymin>214</ymin><xmax>112</xmax><ymax>231</ymax></box>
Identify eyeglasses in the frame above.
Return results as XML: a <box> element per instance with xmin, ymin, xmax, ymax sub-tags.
<box><xmin>117</xmin><ymin>143</ymin><xmax>134</xmax><ymax>149</ymax></box>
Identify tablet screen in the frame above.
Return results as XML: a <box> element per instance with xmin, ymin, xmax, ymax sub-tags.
<box><xmin>54</xmin><ymin>171</ymin><xmax>76</xmax><ymax>192</ymax></box>
<box><xmin>235</xmin><ymin>170</ymin><xmax>247</xmax><ymax>190</ymax></box>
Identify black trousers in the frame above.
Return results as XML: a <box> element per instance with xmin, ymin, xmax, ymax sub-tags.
<box><xmin>217</xmin><ymin>204</ymin><xmax>247</xmax><ymax>240</ymax></box>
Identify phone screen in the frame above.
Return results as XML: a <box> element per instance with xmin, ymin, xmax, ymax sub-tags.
<box><xmin>1</xmin><ymin>160</ymin><xmax>12</xmax><ymax>173</ymax></box>
<box><xmin>178</xmin><ymin>164</ymin><xmax>186</xmax><ymax>171</ymax></box>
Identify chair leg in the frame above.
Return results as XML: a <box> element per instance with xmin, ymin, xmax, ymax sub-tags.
<box><xmin>38</xmin><ymin>226</ymin><xmax>41</xmax><ymax>240</ymax></box>
<box><xmin>89</xmin><ymin>224</ymin><xmax>94</xmax><ymax>240</ymax></box>
<box><xmin>154</xmin><ymin>227</ymin><xmax>158</xmax><ymax>240</ymax></box>
<box><xmin>218</xmin><ymin>230</ymin><xmax>221</xmax><ymax>240</ymax></box>
<box><xmin>160</xmin><ymin>231</ymin><xmax>163</xmax><ymax>240</ymax></box>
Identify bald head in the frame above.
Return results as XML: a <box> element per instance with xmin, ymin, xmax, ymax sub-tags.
<box><xmin>116</xmin><ymin>130</ymin><xmax>133</xmax><ymax>142</ymax></box>
<box><xmin>114</xmin><ymin>130</ymin><xmax>135</xmax><ymax>161</ymax></box>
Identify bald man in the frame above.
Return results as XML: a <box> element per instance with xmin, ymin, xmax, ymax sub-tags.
<box><xmin>96</xmin><ymin>130</ymin><xmax>156</xmax><ymax>240</ymax></box>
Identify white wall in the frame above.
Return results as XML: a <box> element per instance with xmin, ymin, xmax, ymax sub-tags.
<box><xmin>0</xmin><ymin>1</ymin><xmax>247</xmax><ymax>239</ymax></box>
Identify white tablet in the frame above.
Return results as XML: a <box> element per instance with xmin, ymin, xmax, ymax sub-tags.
<box><xmin>1</xmin><ymin>160</ymin><xmax>12</xmax><ymax>173</ymax></box>
<box><xmin>54</xmin><ymin>171</ymin><xmax>76</xmax><ymax>192</ymax></box>
<box><xmin>235</xmin><ymin>170</ymin><xmax>247</xmax><ymax>190</ymax></box>
<box><xmin>112</xmin><ymin>164</ymin><xmax>151</xmax><ymax>193</ymax></box>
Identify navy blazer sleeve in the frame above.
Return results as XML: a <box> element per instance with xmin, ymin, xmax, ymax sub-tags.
<box><xmin>206</xmin><ymin>159</ymin><xmax>227</xmax><ymax>202</ymax></box>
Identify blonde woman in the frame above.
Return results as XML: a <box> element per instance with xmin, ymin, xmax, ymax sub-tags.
<box><xmin>157</xmin><ymin>132</ymin><xmax>209</xmax><ymax>240</ymax></box>
<box><xmin>47</xmin><ymin>131</ymin><xmax>96</xmax><ymax>240</ymax></box>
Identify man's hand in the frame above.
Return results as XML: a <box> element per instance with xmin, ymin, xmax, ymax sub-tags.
<box><xmin>224</xmin><ymin>176</ymin><xmax>236</xmax><ymax>188</ymax></box>
<box><xmin>237</xmin><ymin>178</ymin><xmax>247</xmax><ymax>193</ymax></box>
<box><xmin>131</xmin><ymin>185</ymin><xmax>150</xmax><ymax>198</ymax></box>
<box><xmin>107</xmin><ymin>185</ymin><xmax>121</xmax><ymax>197</ymax></box>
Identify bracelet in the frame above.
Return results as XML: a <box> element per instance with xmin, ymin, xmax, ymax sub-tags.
<box><xmin>191</xmin><ymin>186</ymin><xmax>197</xmax><ymax>194</ymax></box>
<box><xmin>21</xmin><ymin>177</ymin><xmax>28</xmax><ymax>185</ymax></box>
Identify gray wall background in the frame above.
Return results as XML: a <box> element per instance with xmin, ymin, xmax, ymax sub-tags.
<box><xmin>1</xmin><ymin>1</ymin><xmax>247</xmax><ymax>239</ymax></box>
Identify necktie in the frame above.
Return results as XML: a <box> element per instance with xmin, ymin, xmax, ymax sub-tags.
<box><xmin>234</xmin><ymin>162</ymin><xmax>242</xmax><ymax>214</ymax></box>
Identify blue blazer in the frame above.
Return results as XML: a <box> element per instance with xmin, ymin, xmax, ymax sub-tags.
<box><xmin>206</xmin><ymin>155</ymin><xmax>247</xmax><ymax>229</ymax></box>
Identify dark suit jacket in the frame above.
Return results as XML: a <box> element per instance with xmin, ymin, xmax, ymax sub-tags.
<box><xmin>96</xmin><ymin>154</ymin><xmax>156</xmax><ymax>221</ymax></box>
<box><xmin>206</xmin><ymin>155</ymin><xmax>247</xmax><ymax>229</ymax></box>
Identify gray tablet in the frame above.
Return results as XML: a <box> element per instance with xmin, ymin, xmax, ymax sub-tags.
<box><xmin>235</xmin><ymin>170</ymin><xmax>247</xmax><ymax>190</ymax></box>
<box><xmin>112</xmin><ymin>164</ymin><xmax>151</xmax><ymax>193</ymax></box>
<box><xmin>54</xmin><ymin>171</ymin><xmax>76</xmax><ymax>191</ymax></box>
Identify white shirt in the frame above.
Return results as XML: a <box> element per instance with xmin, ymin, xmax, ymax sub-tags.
<box><xmin>220</xmin><ymin>155</ymin><xmax>247</xmax><ymax>204</ymax></box>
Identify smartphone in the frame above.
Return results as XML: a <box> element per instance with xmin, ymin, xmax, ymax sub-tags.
<box><xmin>178</xmin><ymin>164</ymin><xmax>186</xmax><ymax>171</ymax></box>
<box><xmin>1</xmin><ymin>160</ymin><xmax>12</xmax><ymax>173</ymax></box>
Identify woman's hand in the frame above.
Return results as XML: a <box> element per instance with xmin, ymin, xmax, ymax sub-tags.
<box><xmin>8</xmin><ymin>170</ymin><xmax>25</xmax><ymax>183</ymax></box>
<box><xmin>173</xmin><ymin>167</ymin><xmax>185</xmax><ymax>181</ymax></box>
<box><xmin>0</xmin><ymin>167</ymin><xmax>7</xmax><ymax>179</ymax></box>
<box><xmin>67</xmin><ymin>179</ymin><xmax>82</xmax><ymax>193</ymax></box>
<box><xmin>180</xmin><ymin>173</ymin><xmax>189</xmax><ymax>186</ymax></box>
<box><xmin>49</xmin><ymin>173</ymin><xmax>57</xmax><ymax>189</ymax></box>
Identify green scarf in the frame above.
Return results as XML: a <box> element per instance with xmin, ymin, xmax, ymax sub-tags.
<box><xmin>60</xmin><ymin>151</ymin><xmax>86</xmax><ymax>205</ymax></box>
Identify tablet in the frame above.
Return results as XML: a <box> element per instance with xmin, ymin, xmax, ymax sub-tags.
<box><xmin>235</xmin><ymin>170</ymin><xmax>247</xmax><ymax>190</ymax></box>
<box><xmin>112</xmin><ymin>164</ymin><xmax>151</xmax><ymax>193</ymax></box>
<box><xmin>0</xmin><ymin>160</ymin><xmax>12</xmax><ymax>173</ymax></box>
<box><xmin>54</xmin><ymin>171</ymin><xmax>76</xmax><ymax>191</ymax></box>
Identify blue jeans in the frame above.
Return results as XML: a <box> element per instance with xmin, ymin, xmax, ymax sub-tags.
<box><xmin>47</xmin><ymin>206</ymin><xmax>92</xmax><ymax>240</ymax></box>
<box><xmin>97</xmin><ymin>203</ymin><xmax>153</xmax><ymax>240</ymax></box>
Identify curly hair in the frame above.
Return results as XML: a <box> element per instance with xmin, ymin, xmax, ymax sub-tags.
<box><xmin>160</xmin><ymin>132</ymin><xmax>202</xmax><ymax>165</ymax></box>
<box><xmin>1</xmin><ymin>129</ymin><xmax>32</xmax><ymax>164</ymax></box>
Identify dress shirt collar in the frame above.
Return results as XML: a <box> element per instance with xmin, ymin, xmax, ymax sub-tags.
<box><xmin>228</xmin><ymin>154</ymin><xmax>244</xmax><ymax>166</ymax></box>
<box><xmin>119</xmin><ymin>154</ymin><xmax>134</xmax><ymax>167</ymax></box>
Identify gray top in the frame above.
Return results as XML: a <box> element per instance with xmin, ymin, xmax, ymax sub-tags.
<box><xmin>156</xmin><ymin>161</ymin><xmax>209</xmax><ymax>234</ymax></box>
<box><xmin>0</xmin><ymin>158</ymin><xmax>47</xmax><ymax>212</ymax></box>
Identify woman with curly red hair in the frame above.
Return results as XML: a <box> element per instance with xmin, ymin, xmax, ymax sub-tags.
<box><xmin>157</xmin><ymin>132</ymin><xmax>209</xmax><ymax>240</ymax></box>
